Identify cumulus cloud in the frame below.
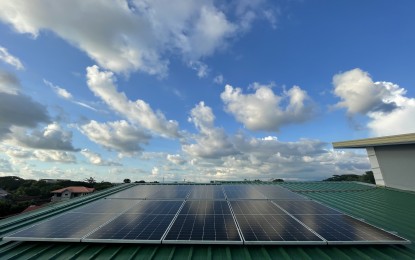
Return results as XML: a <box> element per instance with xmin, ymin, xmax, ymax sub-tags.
<box><xmin>0</xmin><ymin>46</ymin><xmax>24</xmax><ymax>70</ymax></box>
<box><xmin>333</xmin><ymin>68</ymin><xmax>415</xmax><ymax>136</ymax></box>
<box><xmin>167</xmin><ymin>154</ymin><xmax>186</xmax><ymax>165</ymax></box>
<box><xmin>81</xmin><ymin>149</ymin><xmax>122</xmax><ymax>166</ymax></box>
<box><xmin>1</xmin><ymin>145</ymin><xmax>76</xmax><ymax>164</ymax></box>
<box><xmin>188</xmin><ymin>61</ymin><xmax>209</xmax><ymax>78</ymax></box>
<box><xmin>12</xmin><ymin>122</ymin><xmax>77</xmax><ymax>151</ymax></box>
<box><xmin>79</xmin><ymin>120</ymin><xmax>150</xmax><ymax>156</ymax></box>
<box><xmin>183</xmin><ymin>102</ymin><xmax>237</xmax><ymax>158</ymax></box>
<box><xmin>86</xmin><ymin>65</ymin><xmax>180</xmax><ymax>138</ymax></box>
<box><xmin>0</xmin><ymin>1</ymin><xmax>274</xmax><ymax>75</ymax></box>
<box><xmin>333</xmin><ymin>68</ymin><xmax>399</xmax><ymax>114</ymax></box>
<box><xmin>221</xmin><ymin>83</ymin><xmax>315</xmax><ymax>132</ymax></box>
<box><xmin>0</xmin><ymin>70</ymin><xmax>50</xmax><ymax>139</ymax></box>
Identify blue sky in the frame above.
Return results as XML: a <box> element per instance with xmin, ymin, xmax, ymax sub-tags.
<box><xmin>0</xmin><ymin>0</ymin><xmax>414</xmax><ymax>182</ymax></box>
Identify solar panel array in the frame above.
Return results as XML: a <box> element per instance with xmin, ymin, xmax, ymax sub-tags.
<box><xmin>4</xmin><ymin>184</ymin><xmax>410</xmax><ymax>245</ymax></box>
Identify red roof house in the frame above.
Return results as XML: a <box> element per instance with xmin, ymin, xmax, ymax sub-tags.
<box><xmin>51</xmin><ymin>186</ymin><xmax>95</xmax><ymax>202</ymax></box>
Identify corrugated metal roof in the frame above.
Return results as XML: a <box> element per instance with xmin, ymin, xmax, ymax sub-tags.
<box><xmin>0</xmin><ymin>182</ymin><xmax>414</xmax><ymax>259</ymax></box>
<box><xmin>332</xmin><ymin>132</ymin><xmax>415</xmax><ymax>148</ymax></box>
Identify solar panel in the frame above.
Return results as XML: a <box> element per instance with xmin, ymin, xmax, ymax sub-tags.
<box><xmin>163</xmin><ymin>201</ymin><xmax>242</xmax><ymax>244</ymax></box>
<box><xmin>83</xmin><ymin>214</ymin><xmax>177</xmax><ymax>243</ymax></box>
<box><xmin>4</xmin><ymin>184</ymin><xmax>411</xmax><ymax>246</ymax></box>
<box><xmin>234</xmin><ymin>214</ymin><xmax>325</xmax><ymax>245</ymax></box>
<box><xmin>273</xmin><ymin>200</ymin><xmax>342</xmax><ymax>215</ymax></box>
<box><xmin>72</xmin><ymin>199</ymin><xmax>140</xmax><ymax>213</ymax></box>
<box><xmin>146</xmin><ymin>185</ymin><xmax>192</xmax><ymax>199</ymax></box>
<box><xmin>294</xmin><ymin>214</ymin><xmax>410</xmax><ymax>245</ymax></box>
<box><xmin>230</xmin><ymin>200</ymin><xmax>286</xmax><ymax>215</ymax></box>
<box><xmin>124</xmin><ymin>200</ymin><xmax>183</xmax><ymax>214</ymax></box>
<box><xmin>4</xmin><ymin>212</ymin><xmax>119</xmax><ymax>242</ymax></box>
<box><xmin>107</xmin><ymin>185</ymin><xmax>161</xmax><ymax>199</ymax></box>
<box><xmin>254</xmin><ymin>185</ymin><xmax>308</xmax><ymax>200</ymax></box>
<box><xmin>223</xmin><ymin>185</ymin><xmax>267</xmax><ymax>199</ymax></box>
<box><xmin>188</xmin><ymin>185</ymin><xmax>225</xmax><ymax>199</ymax></box>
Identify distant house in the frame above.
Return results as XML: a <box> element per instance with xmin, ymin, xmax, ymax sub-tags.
<box><xmin>0</xmin><ymin>188</ymin><xmax>9</xmax><ymax>200</ymax></box>
<box><xmin>51</xmin><ymin>186</ymin><xmax>95</xmax><ymax>202</ymax></box>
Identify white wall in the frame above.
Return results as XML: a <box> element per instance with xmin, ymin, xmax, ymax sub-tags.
<box><xmin>374</xmin><ymin>144</ymin><xmax>415</xmax><ymax>192</ymax></box>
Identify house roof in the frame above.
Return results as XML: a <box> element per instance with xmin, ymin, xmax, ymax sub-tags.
<box><xmin>0</xmin><ymin>182</ymin><xmax>414</xmax><ymax>259</ymax></box>
<box><xmin>333</xmin><ymin>132</ymin><xmax>415</xmax><ymax>148</ymax></box>
<box><xmin>51</xmin><ymin>186</ymin><xmax>95</xmax><ymax>194</ymax></box>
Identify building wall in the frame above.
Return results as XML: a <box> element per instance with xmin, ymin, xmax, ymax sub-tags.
<box><xmin>374</xmin><ymin>144</ymin><xmax>415</xmax><ymax>192</ymax></box>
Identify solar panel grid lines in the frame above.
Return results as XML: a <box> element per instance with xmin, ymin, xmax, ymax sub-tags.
<box><xmin>271</xmin><ymin>200</ymin><xmax>343</xmax><ymax>215</ymax></box>
<box><xmin>146</xmin><ymin>185</ymin><xmax>192</xmax><ymax>200</ymax></box>
<box><xmin>83</xmin><ymin>200</ymin><xmax>186</xmax><ymax>244</ymax></box>
<box><xmin>228</xmin><ymin>200</ymin><xmax>325</xmax><ymax>245</ymax></box>
<box><xmin>4</xmin><ymin>199</ymin><xmax>143</xmax><ymax>243</ymax></box>
<box><xmin>223</xmin><ymin>185</ymin><xmax>267</xmax><ymax>200</ymax></box>
<box><xmin>107</xmin><ymin>185</ymin><xmax>161</xmax><ymax>199</ymax></box>
<box><xmin>163</xmin><ymin>200</ymin><xmax>242</xmax><ymax>244</ymax></box>
<box><xmin>188</xmin><ymin>185</ymin><xmax>226</xmax><ymax>200</ymax></box>
<box><xmin>253</xmin><ymin>184</ymin><xmax>310</xmax><ymax>200</ymax></box>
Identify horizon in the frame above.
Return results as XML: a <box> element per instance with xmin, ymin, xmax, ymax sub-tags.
<box><xmin>1</xmin><ymin>1</ymin><xmax>415</xmax><ymax>183</ymax></box>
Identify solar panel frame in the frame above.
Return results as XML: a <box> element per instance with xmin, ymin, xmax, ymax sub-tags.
<box><xmin>187</xmin><ymin>185</ymin><xmax>226</xmax><ymax>200</ymax></box>
<box><xmin>106</xmin><ymin>184</ymin><xmax>161</xmax><ymax>199</ymax></box>
<box><xmin>272</xmin><ymin>200</ymin><xmax>343</xmax><ymax>215</ymax></box>
<box><xmin>254</xmin><ymin>184</ymin><xmax>309</xmax><ymax>200</ymax></box>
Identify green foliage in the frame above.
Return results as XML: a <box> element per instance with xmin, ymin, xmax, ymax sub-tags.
<box><xmin>272</xmin><ymin>178</ymin><xmax>284</xmax><ymax>182</ymax></box>
<box><xmin>123</xmin><ymin>178</ymin><xmax>131</xmax><ymax>183</ymax></box>
<box><xmin>94</xmin><ymin>182</ymin><xmax>113</xmax><ymax>191</ymax></box>
<box><xmin>323</xmin><ymin>171</ymin><xmax>375</xmax><ymax>184</ymax></box>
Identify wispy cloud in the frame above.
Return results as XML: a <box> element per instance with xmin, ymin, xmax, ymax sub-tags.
<box><xmin>0</xmin><ymin>46</ymin><xmax>24</xmax><ymax>70</ymax></box>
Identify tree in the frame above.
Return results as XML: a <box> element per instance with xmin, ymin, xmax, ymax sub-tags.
<box><xmin>123</xmin><ymin>179</ymin><xmax>131</xmax><ymax>183</ymax></box>
<box><xmin>84</xmin><ymin>177</ymin><xmax>96</xmax><ymax>184</ymax></box>
<box><xmin>272</xmin><ymin>178</ymin><xmax>284</xmax><ymax>182</ymax></box>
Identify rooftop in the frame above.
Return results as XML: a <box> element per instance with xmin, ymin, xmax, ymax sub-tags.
<box><xmin>0</xmin><ymin>182</ymin><xmax>414</xmax><ymax>259</ymax></box>
<box><xmin>332</xmin><ymin>132</ymin><xmax>415</xmax><ymax>148</ymax></box>
<box><xmin>51</xmin><ymin>186</ymin><xmax>95</xmax><ymax>194</ymax></box>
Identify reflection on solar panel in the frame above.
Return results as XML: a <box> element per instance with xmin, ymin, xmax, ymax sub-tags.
<box><xmin>235</xmin><ymin>214</ymin><xmax>324</xmax><ymax>244</ymax></box>
<box><xmin>107</xmin><ymin>185</ymin><xmax>160</xmax><ymax>199</ymax></box>
<box><xmin>230</xmin><ymin>200</ymin><xmax>286</xmax><ymax>215</ymax></box>
<box><xmin>223</xmin><ymin>185</ymin><xmax>266</xmax><ymax>199</ymax></box>
<box><xmin>273</xmin><ymin>200</ymin><xmax>342</xmax><ymax>215</ymax></box>
<box><xmin>83</xmin><ymin>200</ymin><xmax>184</xmax><ymax>243</ymax></box>
<box><xmin>188</xmin><ymin>185</ymin><xmax>225</xmax><ymax>199</ymax></box>
<box><xmin>5</xmin><ymin>213</ymin><xmax>119</xmax><ymax>242</ymax></box>
<box><xmin>3</xmin><ymin>184</ymin><xmax>410</xmax><ymax>245</ymax></box>
<box><xmin>124</xmin><ymin>200</ymin><xmax>183</xmax><ymax>214</ymax></box>
<box><xmin>146</xmin><ymin>185</ymin><xmax>192</xmax><ymax>199</ymax></box>
<box><xmin>72</xmin><ymin>199</ymin><xmax>139</xmax><ymax>213</ymax></box>
<box><xmin>230</xmin><ymin>200</ymin><xmax>324</xmax><ymax>244</ymax></box>
<box><xmin>294</xmin><ymin>214</ymin><xmax>409</xmax><ymax>244</ymax></box>
<box><xmin>84</xmin><ymin>214</ymin><xmax>177</xmax><ymax>243</ymax></box>
<box><xmin>164</xmin><ymin>201</ymin><xmax>241</xmax><ymax>244</ymax></box>
<box><xmin>254</xmin><ymin>185</ymin><xmax>308</xmax><ymax>200</ymax></box>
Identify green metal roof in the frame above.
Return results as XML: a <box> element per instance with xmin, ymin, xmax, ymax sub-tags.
<box><xmin>1</xmin><ymin>182</ymin><xmax>414</xmax><ymax>259</ymax></box>
<box><xmin>332</xmin><ymin>132</ymin><xmax>415</xmax><ymax>148</ymax></box>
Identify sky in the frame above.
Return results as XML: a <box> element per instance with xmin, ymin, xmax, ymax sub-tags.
<box><xmin>0</xmin><ymin>0</ymin><xmax>415</xmax><ymax>183</ymax></box>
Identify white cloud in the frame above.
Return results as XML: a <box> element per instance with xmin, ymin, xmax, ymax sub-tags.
<box><xmin>188</xmin><ymin>61</ymin><xmax>209</xmax><ymax>78</ymax></box>
<box><xmin>213</xmin><ymin>74</ymin><xmax>224</xmax><ymax>85</ymax></box>
<box><xmin>332</xmin><ymin>68</ymin><xmax>415</xmax><ymax>136</ymax></box>
<box><xmin>221</xmin><ymin>83</ymin><xmax>315</xmax><ymax>132</ymax></box>
<box><xmin>183</xmin><ymin>102</ymin><xmax>237</xmax><ymax>159</ymax></box>
<box><xmin>44</xmin><ymin>79</ymin><xmax>72</xmax><ymax>99</ymax></box>
<box><xmin>86</xmin><ymin>65</ymin><xmax>180</xmax><ymax>138</ymax></box>
<box><xmin>333</xmin><ymin>68</ymin><xmax>399</xmax><ymax>115</ymax></box>
<box><xmin>0</xmin><ymin>158</ymin><xmax>13</xmax><ymax>173</ymax></box>
<box><xmin>81</xmin><ymin>149</ymin><xmax>121</xmax><ymax>166</ymax></box>
<box><xmin>79</xmin><ymin>120</ymin><xmax>150</xmax><ymax>156</ymax></box>
<box><xmin>0</xmin><ymin>46</ymin><xmax>24</xmax><ymax>70</ymax></box>
<box><xmin>1</xmin><ymin>144</ymin><xmax>76</xmax><ymax>164</ymax></box>
<box><xmin>167</xmin><ymin>154</ymin><xmax>186</xmax><ymax>165</ymax></box>
<box><xmin>11</xmin><ymin>122</ymin><xmax>77</xmax><ymax>151</ymax></box>
<box><xmin>33</xmin><ymin>150</ymin><xmax>76</xmax><ymax>163</ymax></box>
<box><xmin>0</xmin><ymin>1</ymin><xmax>273</xmax><ymax>75</ymax></box>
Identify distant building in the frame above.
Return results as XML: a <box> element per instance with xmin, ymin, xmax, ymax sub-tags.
<box><xmin>51</xmin><ymin>186</ymin><xmax>95</xmax><ymax>202</ymax></box>
<box><xmin>40</xmin><ymin>179</ymin><xmax>71</xmax><ymax>183</ymax></box>
<box><xmin>333</xmin><ymin>133</ymin><xmax>415</xmax><ymax>192</ymax></box>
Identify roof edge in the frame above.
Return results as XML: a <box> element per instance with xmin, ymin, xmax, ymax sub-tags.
<box><xmin>332</xmin><ymin>133</ymin><xmax>415</xmax><ymax>149</ymax></box>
